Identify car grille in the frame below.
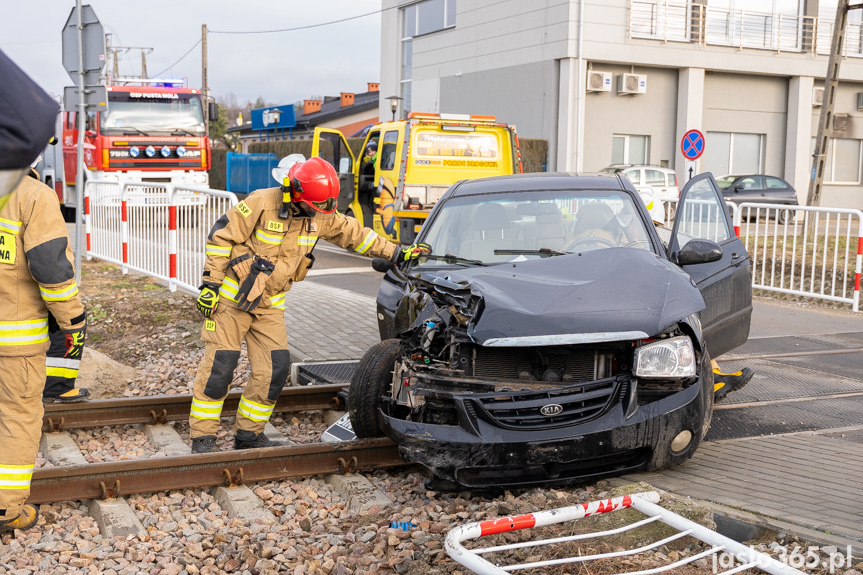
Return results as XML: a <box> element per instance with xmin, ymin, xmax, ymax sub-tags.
<box><xmin>471</xmin><ymin>377</ymin><xmax>622</xmax><ymax>429</ymax></box>
<box><xmin>473</xmin><ymin>347</ymin><xmax>611</xmax><ymax>382</ymax></box>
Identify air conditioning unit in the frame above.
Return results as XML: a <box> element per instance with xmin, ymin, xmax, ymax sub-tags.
<box><xmin>586</xmin><ymin>71</ymin><xmax>612</xmax><ymax>92</ymax></box>
<box><xmin>618</xmin><ymin>73</ymin><xmax>647</xmax><ymax>95</ymax></box>
<box><xmin>813</xmin><ymin>87</ymin><xmax>824</xmax><ymax>107</ymax></box>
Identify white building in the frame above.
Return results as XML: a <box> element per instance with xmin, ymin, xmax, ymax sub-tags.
<box><xmin>379</xmin><ymin>0</ymin><xmax>863</xmax><ymax>209</ymax></box>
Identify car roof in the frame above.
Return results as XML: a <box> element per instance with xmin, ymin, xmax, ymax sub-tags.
<box><xmin>448</xmin><ymin>172</ymin><xmax>631</xmax><ymax>197</ymax></box>
<box><xmin>605</xmin><ymin>164</ymin><xmax>674</xmax><ymax>171</ymax></box>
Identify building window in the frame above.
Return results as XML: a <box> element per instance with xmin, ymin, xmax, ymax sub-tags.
<box><xmin>817</xmin><ymin>138</ymin><xmax>863</xmax><ymax>183</ymax></box>
<box><xmin>400</xmin><ymin>1</ymin><xmax>456</xmax><ymax>118</ymax></box>
<box><xmin>703</xmin><ymin>132</ymin><xmax>763</xmax><ymax>175</ymax></box>
<box><xmin>611</xmin><ymin>135</ymin><xmax>649</xmax><ymax>165</ymax></box>
<box><xmin>404</xmin><ymin>0</ymin><xmax>456</xmax><ymax>38</ymax></box>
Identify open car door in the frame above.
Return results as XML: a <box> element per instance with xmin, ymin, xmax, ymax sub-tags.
<box><xmin>669</xmin><ymin>173</ymin><xmax>752</xmax><ymax>358</ymax></box>
<box><xmin>311</xmin><ymin>128</ymin><xmax>355</xmax><ymax>214</ymax></box>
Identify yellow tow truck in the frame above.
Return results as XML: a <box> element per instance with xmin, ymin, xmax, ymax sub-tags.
<box><xmin>311</xmin><ymin>112</ymin><xmax>522</xmax><ymax>244</ymax></box>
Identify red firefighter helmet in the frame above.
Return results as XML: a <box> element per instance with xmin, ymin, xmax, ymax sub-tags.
<box><xmin>287</xmin><ymin>156</ymin><xmax>339</xmax><ymax>213</ymax></box>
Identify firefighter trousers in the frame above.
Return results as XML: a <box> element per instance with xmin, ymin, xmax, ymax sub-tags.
<box><xmin>0</xmin><ymin>355</ymin><xmax>45</xmax><ymax>520</ymax></box>
<box><xmin>189</xmin><ymin>304</ymin><xmax>290</xmax><ymax>438</ymax></box>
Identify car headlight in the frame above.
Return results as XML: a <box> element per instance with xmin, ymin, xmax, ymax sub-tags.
<box><xmin>633</xmin><ymin>336</ymin><xmax>696</xmax><ymax>379</ymax></box>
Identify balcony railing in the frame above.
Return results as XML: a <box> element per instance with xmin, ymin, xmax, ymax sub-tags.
<box><xmin>630</xmin><ymin>1</ymin><xmax>862</xmax><ymax>57</ymax></box>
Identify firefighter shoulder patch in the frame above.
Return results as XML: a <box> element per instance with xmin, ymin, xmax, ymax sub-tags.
<box><xmin>236</xmin><ymin>201</ymin><xmax>252</xmax><ymax>218</ymax></box>
<box><xmin>266</xmin><ymin>220</ymin><xmax>284</xmax><ymax>233</ymax></box>
<box><xmin>205</xmin><ymin>320</ymin><xmax>216</xmax><ymax>332</ymax></box>
<box><xmin>0</xmin><ymin>233</ymin><xmax>16</xmax><ymax>264</ymax></box>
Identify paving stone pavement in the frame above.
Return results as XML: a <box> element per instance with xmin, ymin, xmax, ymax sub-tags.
<box><xmin>624</xmin><ymin>431</ymin><xmax>863</xmax><ymax>542</ymax></box>
<box><xmin>283</xmin><ymin>280</ymin><xmax>379</xmax><ymax>362</ymax></box>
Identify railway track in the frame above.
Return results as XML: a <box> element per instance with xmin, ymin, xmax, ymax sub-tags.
<box><xmin>33</xmin><ymin>384</ymin><xmax>405</xmax><ymax>505</ymax></box>
<box><xmin>41</xmin><ymin>383</ymin><xmax>348</xmax><ymax>431</ymax></box>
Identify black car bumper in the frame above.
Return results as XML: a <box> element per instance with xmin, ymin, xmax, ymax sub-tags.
<box><xmin>379</xmin><ymin>361</ymin><xmax>712</xmax><ymax>488</ymax></box>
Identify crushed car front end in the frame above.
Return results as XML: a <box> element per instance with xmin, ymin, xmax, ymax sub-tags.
<box><xmin>377</xmin><ymin>270</ymin><xmax>712</xmax><ymax>489</ymax></box>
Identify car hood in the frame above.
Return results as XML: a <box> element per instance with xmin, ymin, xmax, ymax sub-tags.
<box><xmin>422</xmin><ymin>249</ymin><xmax>705</xmax><ymax>346</ymax></box>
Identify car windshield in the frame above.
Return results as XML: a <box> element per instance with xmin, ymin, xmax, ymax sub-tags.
<box><xmin>417</xmin><ymin>189</ymin><xmax>655</xmax><ymax>266</ymax></box>
<box><xmin>715</xmin><ymin>175</ymin><xmax>738</xmax><ymax>190</ymax></box>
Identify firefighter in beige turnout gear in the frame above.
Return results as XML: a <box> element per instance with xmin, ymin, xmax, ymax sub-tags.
<box><xmin>0</xmin><ymin>47</ymin><xmax>86</xmax><ymax>534</ymax></box>
<box><xmin>0</xmin><ymin>177</ymin><xmax>86</xmax><ymax>530</ymax></box>
<box><xmin>189</xmin><ymin>157</ymin><xmax>429</xmax><ymax>453</ymax></box>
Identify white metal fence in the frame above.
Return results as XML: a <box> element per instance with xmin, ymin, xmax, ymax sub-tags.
<box><xmin>662</xmin><ymin>198</ymin><xmax>860</xmax><ymax>311</ymax></box>
<box><xmin>734</xmin><ymin>203</ymin><xmax>862</xmax><ymax>312</ymax></box>
<box><xmin>84</xmin><ymin>180</ymin><xmax>238</xmax><ymax>293</ymax></box>
<box><xmin>445</xmin><ymin>491</ymin><xmax>804</xmax><ymax>575</ymax></box>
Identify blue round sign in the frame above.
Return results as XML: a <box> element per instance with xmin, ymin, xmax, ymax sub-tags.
<box><xmin>681</xmin><ymin>130</ymin><xmax>705</xmax><ymax>160</ymax></box>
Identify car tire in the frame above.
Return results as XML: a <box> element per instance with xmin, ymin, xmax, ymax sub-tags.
<box><xmin>777</xmin><ymin>208</ymin><xmax>790</xmax><ymax>225</ymax></box>
<box><xmin>347</xmin><ymin>339</ymin><xmax>401</xmax><ymax>438</ymax></box>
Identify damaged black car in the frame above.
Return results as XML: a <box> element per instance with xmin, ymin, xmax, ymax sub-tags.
<box><xmin>348</xmin><ymin>172</ymin><xmax>752</xmax><ymax>489</ymax></box>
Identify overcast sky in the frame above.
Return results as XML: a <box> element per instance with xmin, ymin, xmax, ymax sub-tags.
<box><xmin>1</xmin><ymin>1</ymin><xmax>383</xmax><ymax>106</ymax></box>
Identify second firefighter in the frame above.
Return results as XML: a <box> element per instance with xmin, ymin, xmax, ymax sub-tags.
<box><xmin>189</xmin><ymin>156</ymin><xmax>428</xmax><ymax>452</ymax></box>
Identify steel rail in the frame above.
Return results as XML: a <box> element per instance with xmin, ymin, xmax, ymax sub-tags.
<box><xmin>29</xmin><ymin>438</ymin><xmax>403</xmax><ymax>504</ymax></box>
<box><xmin>42</xmin><ymin>384</ymin><xmax>346</xmax><ymax>432</ymax></box>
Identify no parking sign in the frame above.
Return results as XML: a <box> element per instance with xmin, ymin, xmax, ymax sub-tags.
<box><xmin>681</xmin><ymin>130</ymin><xmax>704</xmax><ymax>182</ymax></box>
<box><xmin>681</xmin><ymin>130</ymin><xmax>705</xmax><ymax>160</ymax></box>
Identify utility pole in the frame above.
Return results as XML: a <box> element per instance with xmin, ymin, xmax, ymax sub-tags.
<box><xmin>141</xmin><ymin>50</ymin><xmax>148</xmax><ymax>79</ymax></box>
<box><xmin>202</xmin><ymin>24</ymin><xmax>209</xmax><ymax>132</ymax></box>
<box><xmin>808</xmin><ymin>0</ymin><xmax>863</xmax><ymax>206</ymax></box>
<box><xmin>74</xmin><ymin>0</ymin><xmax>85</xmax><ymax>284</ymax></box>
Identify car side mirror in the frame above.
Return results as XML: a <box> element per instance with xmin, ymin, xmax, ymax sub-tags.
<box><xmin>675</xmin><ymin>239</ymin><xmax>723</xmax><ymax>266</ymax></box>
<box><xmin>209</xmin><ymin>102</ymin><xmax>219</xmax><ymax>123</ymax></box>
<box><xmin>372</xmin><ymin>258</ymin><xmax>394</xmax><ymax>273</ymax></box>
<box><xmin>731</xmin><ymin>184</ymin><xmax>743</xmax><ymax>192</ymax></box>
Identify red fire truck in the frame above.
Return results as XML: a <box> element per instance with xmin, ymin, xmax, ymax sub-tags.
<box><xmin>61</xmin><ymin>81</ymin><xmax>212</xmax><ymax>210</ymax></box>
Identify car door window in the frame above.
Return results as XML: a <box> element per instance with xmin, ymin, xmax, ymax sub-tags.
<box><xmin>645</xmin><ymin>169</ymin><xmax>665</xmax><ymax>186</ymax></box>
<box><xmin>380</xmin><ymin>130</ymin><xmax>399</xmax><ymax>171</ymax></box>
<box><xmin>623</xmin><ymin>170</ymin><xmax>640</xmax><ymax>184</ymax></box>
<box><xmin>673</xmin><ymin>177</ymin><xmax>732</xmax><ymax>246</ymax></box>
<box><xmin>765</xmin><ymin>177</ymin><xmax>787</xmax><ymax>189</ymax></box>
<box><xmin>738</xmin><ymin>176</ymin><xmax>762</xmax><ymax>190</ymax></box>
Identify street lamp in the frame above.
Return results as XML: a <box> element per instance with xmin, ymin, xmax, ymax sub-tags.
<box><xmin>386</xmin><ymin>95</ymin><xmax>402</xmax><ymax>121</ymax></box>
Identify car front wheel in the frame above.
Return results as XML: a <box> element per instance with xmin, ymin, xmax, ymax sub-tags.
<box><xmin>347</xmin><ymin>339</ymin><xmax>401</xmax><ymax>438</ymax></box>
<box><xmin>777</xmin><ymin>208</ymin><xmax>791</xmax><ymax>225</ymax></box>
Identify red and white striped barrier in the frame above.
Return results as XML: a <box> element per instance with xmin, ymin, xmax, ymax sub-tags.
<box><xmin>84</xmin><ymin>180</ymin><xmax>238</xmax><ymax>293</ymax></box>
<box><xmin>445</xmin><ymin>491</ymin><xmax>805</xmax><ymax>575</ymax></box>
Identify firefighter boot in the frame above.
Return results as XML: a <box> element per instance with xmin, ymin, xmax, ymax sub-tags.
<box><xmin>45</xmin><ymin>388</ymin><xmax>90</xmax><ymax>404</ymax></box>
<box><xmin>191</xmin><ymin>435</ymin><xmax>219</xmax><ymax>454</ymax></box>
<box><xmin>0</xmin><ymin>504</ymin><xmax>39</xmax><ymax>533</ymax></box>
<box><xmin>234</xmin><ymin>430</ymin><xmax>284</xmax><ymax>450</ymax></box>
<box><xmin>713</xmin><ymin>367</ymin><xmax>754</xmax><ymax>403</ymax></box>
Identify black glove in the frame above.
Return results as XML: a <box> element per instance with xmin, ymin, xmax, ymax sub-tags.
<box><xmin>196</xmin><ymin>283</ymin><xmax>221</xmax><ymax>318</ymax></box>
<box><xmin>236</xmin><ymin>258</ymin><xmax>275</xmax><ymax>312</ymax></box>
<box><xmin>391</xmin><ymin>242</ymin><xmax>431</xmax><ymax>266</ymax></box>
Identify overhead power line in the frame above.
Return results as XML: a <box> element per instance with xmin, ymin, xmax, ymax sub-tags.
<box><xmin>151</xmin><ymin>6</ymin><xmax>390</xmax><ymax>80</ymax></box>
<box><xmin>209</xmin><ymin>7</ymin><xmax>389</xmax><ymax>34</ymax></box>
<box><xmin>152</xmin><ymin>39</ymin><xmax>202</xmax><ymax>79</ymax></box>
